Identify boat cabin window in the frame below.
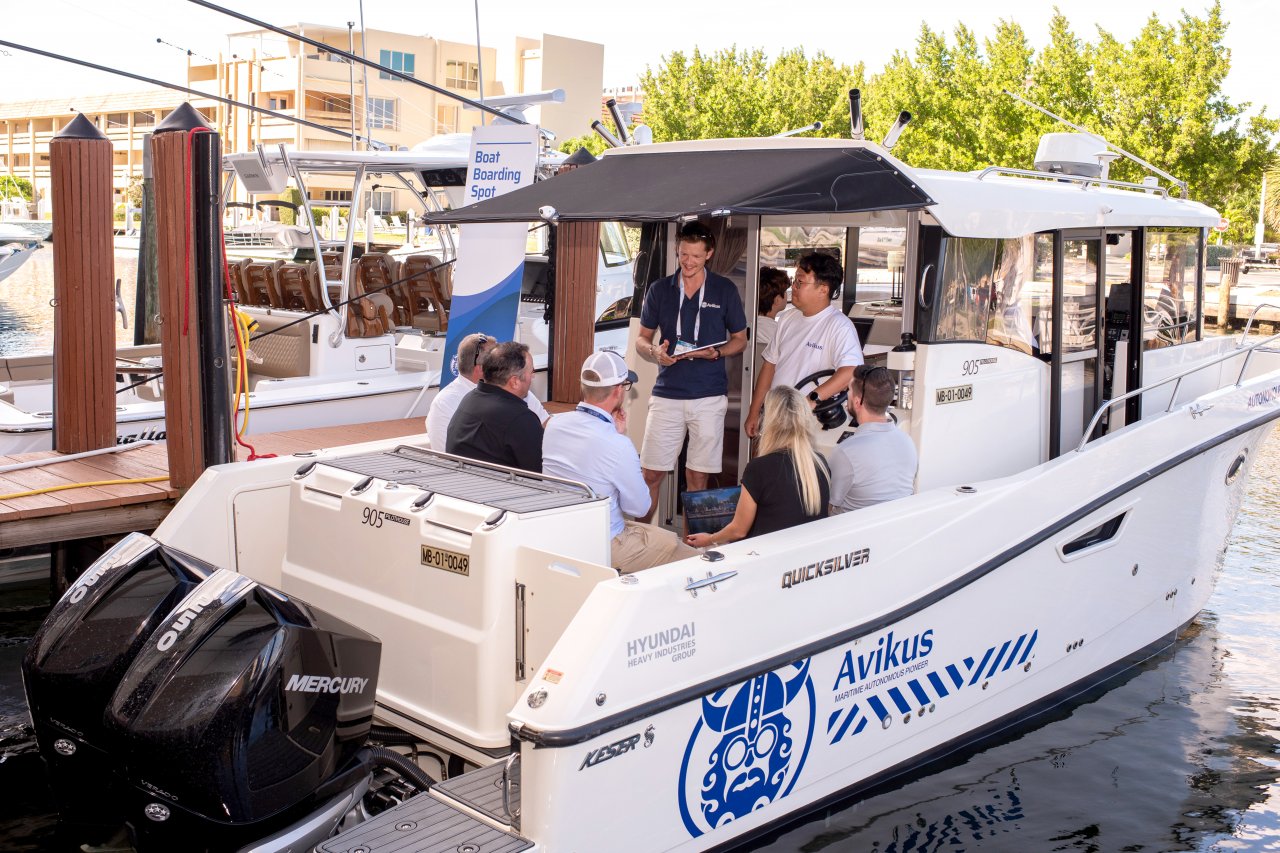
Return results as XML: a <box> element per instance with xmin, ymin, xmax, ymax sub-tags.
<box><xmin>923</xmin><ymin>236</ymin><xmax>1055</xmax><ymax>355</ymax></box>
<box><xmin>759</xmin><ymin>226</ymin><xmax>846</xmax><ymax>290</ymax></box>
<box><xmin>1143</xmin><ymin>227</ymin><xmax>1201</xmax><ymax>349</ymax></box>
<box><xmin>599</xmin><ymin>222</ymin><xmax>633</xmax><ymax>268</ymax></box>
<box><xmin>851</xmin><ymin>227</ymin><xmax>908</xmax><ymax>308</ymax></box>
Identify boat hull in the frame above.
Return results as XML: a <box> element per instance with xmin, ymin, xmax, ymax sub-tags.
<box><xmin>508</xmin><ymin>393</ymin><xmax>1275</xmax><ymax>851</ymax></box>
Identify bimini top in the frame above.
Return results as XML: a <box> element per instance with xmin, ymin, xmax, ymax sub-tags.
<box><xmin>425</xmin><ymin>136</ymin><xmax>1220</xmax><ymax>237</ymax></box>
<box><xmin>428</xmin><ymin>137</ymin><xmax>935</xmax><ymax>224</ymax></box>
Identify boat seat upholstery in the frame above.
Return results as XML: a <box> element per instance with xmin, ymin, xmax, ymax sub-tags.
<box><xmin>399</xmin><ymin>253</ymin><xmax>450</xmax><ymax>332</ymax></box>
<box><xmin>356</xmin><ymin>252</ymin><xmax>410</xmax><ymax>327</ymax></box>
<box><xmin>242</xmin><ymin>260</ymin><xmax>284</xmax><ymax>308</ymax></box>
<box><xmin>276</xmin><ymin>263</ymin><xmax>317</xmax><ymax>312</ymax></box>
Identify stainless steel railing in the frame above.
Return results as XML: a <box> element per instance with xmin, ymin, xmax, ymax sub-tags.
<box><xmin>1077</xmin><ymin>304</ymin><xmax>1280</xmax><ymax>452</ymax></box>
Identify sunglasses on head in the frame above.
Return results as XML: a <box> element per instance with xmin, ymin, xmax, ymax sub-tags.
<box><xmin>854</xmin><ymin>364</ymin><xmax>888</xmax><ymax>381</ymax></box>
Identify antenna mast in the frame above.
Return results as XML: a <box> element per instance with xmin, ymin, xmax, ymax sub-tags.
<box><xmin>1002</xmin><ymin>89</ymin><xmax>1188</xmax><ymax>198</ymax></box>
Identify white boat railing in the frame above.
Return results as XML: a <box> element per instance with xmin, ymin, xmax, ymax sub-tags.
<box><xmin>1077</xmin><ymin>303</ymin><xmax>1280</xmax><ymax>452</ymax></box>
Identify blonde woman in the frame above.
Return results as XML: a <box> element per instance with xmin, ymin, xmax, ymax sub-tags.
<box><xmin>685</xmin><ymin>386</ymin><xmax>830</xmax><ymax>547</ymax></box>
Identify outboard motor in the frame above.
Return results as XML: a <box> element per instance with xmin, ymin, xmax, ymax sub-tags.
<box><xmin>22</xmin><ymin>533</ymin><xmax>210</xmax><ymax>832</ymax></box>
<box><xmin>23</xmin><ymin>534</ymin><xmax>383</xmax><ymax>852</ymax></box>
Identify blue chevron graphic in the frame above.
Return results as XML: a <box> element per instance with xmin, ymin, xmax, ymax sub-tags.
<box><xmin>828</xmin><ymin>629</ymin><xmax>1038</xmax><ymax>746</ymax></box>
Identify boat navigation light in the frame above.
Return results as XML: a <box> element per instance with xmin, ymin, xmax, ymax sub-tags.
<box><xmin>849</xmin><ymin>89</ymin><xmax>864</xmax><ymax>141</ymax></box>
<box><xmin>591</xmin><ymin>120</ymin><xmax>623</xmax><ymax>149</ymax></box>
<box><xmin>882</xmin><ymin>111</ymin><xmax>912</xmax><ymax>150</ymax></box>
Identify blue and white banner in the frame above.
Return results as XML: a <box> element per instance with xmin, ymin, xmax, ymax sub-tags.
<box><xmin>440</xmin><ymin>124</ymin><xmax>539</xmax><ymax>387</ymax></box>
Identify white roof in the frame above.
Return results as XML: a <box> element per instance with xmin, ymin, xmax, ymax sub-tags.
<box><xmin>599</xmin><ymin>136</ymin><xmax>1219</xmax><ymax>237</ymax></box>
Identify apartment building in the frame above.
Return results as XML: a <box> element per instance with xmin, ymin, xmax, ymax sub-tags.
<box><xmin>0</xmin><ymin>25</ymin><xmax>604</xmax><ymax>216</ymax></box>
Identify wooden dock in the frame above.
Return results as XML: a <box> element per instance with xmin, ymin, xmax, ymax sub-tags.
<box><xmin>0</xmin><ymin>418</ymin><xmax>430</xmax><ymax>549</ymax></box>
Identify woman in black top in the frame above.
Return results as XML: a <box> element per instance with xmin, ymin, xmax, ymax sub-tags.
<box><xmin>685</xmin><ymin>386</ymin><xmax>830</xmax><ymax>547</ymax></box>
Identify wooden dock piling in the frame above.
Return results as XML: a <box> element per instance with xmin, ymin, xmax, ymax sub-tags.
<box><xmin>50</xmin><ymin>113</ymin><xmax>116</xmax><ymax>453</ymax></box>
<box><xmin>151</xmin><ymin>103</ymin><xmax>231</xmax><ymax>489</ymax></box>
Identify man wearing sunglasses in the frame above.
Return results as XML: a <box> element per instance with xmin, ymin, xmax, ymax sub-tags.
<box><xmin>829</xmin><ymin>365</ymin><xmax>918</xmax><ymax>513</ymax></box>
<box><xmin>426</xmin><ymin>332</ymin><xmax>549</xmax><ymax>451</ymax></box>
<box><xmin>543</xmin><ymin>350</ymin><xmax>698</xmax><ymax>573</ymax></box>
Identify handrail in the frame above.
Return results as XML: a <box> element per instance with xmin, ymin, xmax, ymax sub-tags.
<box><xmin>1237</xmin><ymin>303</ymin><xmax>1280</xmax><ymax>343</ymax></box>
<box><xmin>1077</xmin><ymin>323</ymin><xmax>1280</xmax><ymax>452</ymax></box>
<box><xmin>975</xmin><ymin>166</ymin><xmax>1170</xmax><ymax>199</ymax></box>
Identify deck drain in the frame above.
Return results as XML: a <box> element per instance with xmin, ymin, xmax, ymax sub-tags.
<box><xmin>458</xmin><ymin>845</ymin><xmax>481</xmax><ymax>853</ymax></box>
<box><xmin>395</xmin><ymin>820</ymin><xmax>418</xmax><ymax>831</ymax></box>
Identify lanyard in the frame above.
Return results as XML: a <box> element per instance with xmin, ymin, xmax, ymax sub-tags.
<box><xmin>576</xmin><ymin>405</ymin><xmax>613</xmax><ymax>425</ymax></box>
<box><xmin>675</xmin><ymin>275</ymin><xmax>703</xmax><ymax>344</ymax></box>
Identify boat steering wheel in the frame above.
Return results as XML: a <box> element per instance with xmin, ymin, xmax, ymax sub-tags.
<box><xmin>794</xmin><ymin>369</ymin><xmax>848</xmax><ymax>431</ymax></box>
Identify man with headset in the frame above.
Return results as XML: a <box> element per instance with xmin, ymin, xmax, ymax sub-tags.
<box><xmin>746</xmin><ymin>252</ymin><xmax>863</xmax><ymax>438</ymax></box>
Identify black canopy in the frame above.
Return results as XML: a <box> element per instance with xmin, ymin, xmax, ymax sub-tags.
<box><xmin>429</xmin><ymin>146</ymin><xmax>934</xmax><ymax>224</ymax></box>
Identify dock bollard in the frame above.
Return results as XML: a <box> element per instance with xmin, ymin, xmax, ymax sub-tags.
<box><xmin>50</xmin><ymin>113</ymin><xmax>117</xmax><ymax>454</ymax></box>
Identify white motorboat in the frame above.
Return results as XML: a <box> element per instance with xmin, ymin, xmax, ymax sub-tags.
<box><xmin>21</xmin><ymin>126</ymin><xmax>1280</xmax><ymax>853</ymax></box>
<box><xmin>0</xmin><ymin>195</ymin><xmax>52</xmax><ymax>242</ymax></box>
<box><xmin>0</xmin><ymin>237</ymin><xmax>38</xmax><ymax>283</ymax></box>
<box><xmin>0</xmin><ymin>140</ymin><xmax>633</xmax><ymax>454</ymax></box>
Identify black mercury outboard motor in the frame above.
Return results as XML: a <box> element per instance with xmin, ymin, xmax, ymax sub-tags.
<box><xmin>23</xmin><ymin>533</ymin><xmax>383</xmax><ymax>852</ymax></box>
<box><xmin>22</xmin><ymin>533</ymin><xmax>210</xmax><ymax>833</ymax></box>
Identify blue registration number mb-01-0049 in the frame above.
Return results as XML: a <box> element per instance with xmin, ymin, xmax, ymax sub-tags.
<box><xmin>421</xmin><ymin>545</ymin><xmax>470</xmax><ymax>576</ymax></box>
<box><xmin>935</xmin><ymin>384</ymin><xmax>974</xmax><ymax>405</ymax></box>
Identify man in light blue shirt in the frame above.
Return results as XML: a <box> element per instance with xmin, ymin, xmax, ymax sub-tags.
<box><xmin>543</xmin><ymin>350</ymin><xmax>698</xmax><ymax>573</ymax></box>
<box><xmin>829</xmin><ymin>365</ymin><xmax>918</xmax><ymax>512</ymax></box>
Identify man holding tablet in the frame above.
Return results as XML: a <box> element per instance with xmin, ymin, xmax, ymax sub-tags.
<box><xmin>635</xmin><ymin>222</ymin><xmax>748</xmax><ymax>515</ymax></box>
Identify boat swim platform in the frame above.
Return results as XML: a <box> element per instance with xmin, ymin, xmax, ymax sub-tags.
<box><xmin>0</xmin><ymin>417</ymin><xmax>436</xmax><ymax>549</ymax></box>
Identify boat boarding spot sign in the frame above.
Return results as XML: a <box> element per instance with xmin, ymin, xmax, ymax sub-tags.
<box><xmin>440</xmin><ymin>124</ymin><xmax>539</xmax><ymax>387</ymax></box>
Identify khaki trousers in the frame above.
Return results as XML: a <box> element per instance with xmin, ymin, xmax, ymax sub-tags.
<box><xmin>611</xmin><ymin>520</ymin><xmax>699</xmax><ymax>574</ymax></box>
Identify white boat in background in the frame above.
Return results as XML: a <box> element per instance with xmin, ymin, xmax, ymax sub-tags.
<box><xmin>0</xmin><ymin>138</ymin><xmax>633</xmax><ymax>454</ymax></box>
<box><xmin>21</xmin><ymin>122</ymin><xmax>1280</xmax><ymax>853</ymax></box>
<box><xmin>0</xmin><ymin>235</ymin><xmax>38</xmax><ymax>283</ymax></box>
<box><xmin>0</xmin><ymin>196</ymin><xmax>52</xmax><ymax>242</ymax></box>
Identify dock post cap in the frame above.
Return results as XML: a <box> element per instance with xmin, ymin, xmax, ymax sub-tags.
<box><xmin>154</xmin><ymin>102</ymin><xmax>213</xmax><ymax>134</ymax></box>
<box><xmin>52</xmin><ymin>113</ymin><xmax>107</xmax><ymax>141</ymax></box>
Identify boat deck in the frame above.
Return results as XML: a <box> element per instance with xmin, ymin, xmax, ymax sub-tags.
<box><xmin>0</xmin><ymin>417</ymin><xmax>432</xmax><ymax>548</ymax></box>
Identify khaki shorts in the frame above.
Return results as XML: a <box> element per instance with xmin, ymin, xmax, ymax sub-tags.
<box><xmin>611</xmin><ymin>520</ymin><xmax>699</xmax><ymax>574</ymax></box>
<box><xmin>639</xmin><ymin>395</ymin><xmax>728</xmax><ymax>473</ymax></box>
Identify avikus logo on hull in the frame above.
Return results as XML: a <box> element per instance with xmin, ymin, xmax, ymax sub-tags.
<box><xmin>833</xmin><ymin>629</ymin><xmax>935</xmax><ymax>690</ymax></box>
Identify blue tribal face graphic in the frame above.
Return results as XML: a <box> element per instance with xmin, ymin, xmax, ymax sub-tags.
<box><xmin>679</xmin><ymin>659</ymin><xmax>814</xmax><ymax>837</ymax></box>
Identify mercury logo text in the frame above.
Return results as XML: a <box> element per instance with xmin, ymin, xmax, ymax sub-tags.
<box><xmin>285</xmin><ymin>675</ymin><xmax>369</xmax><ymax>694</ymax></box>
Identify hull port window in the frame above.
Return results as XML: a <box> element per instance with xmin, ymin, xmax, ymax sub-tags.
<box><xmin>1062</xmin><ymin>512</ymin><xmax>1127</xmax><ymax>557</ymax></box>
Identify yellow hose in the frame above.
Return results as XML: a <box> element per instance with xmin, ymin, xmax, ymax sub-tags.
<box><xmin>0</xmin><ymin>475</ymin><xmax>170</xmax><ymax>501</ymax></box>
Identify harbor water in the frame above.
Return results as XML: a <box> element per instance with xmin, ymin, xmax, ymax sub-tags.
<box><xmin>2</xmin><ymin>245</ymin><xmax>1279</xmax><ymax>850</ymax></box>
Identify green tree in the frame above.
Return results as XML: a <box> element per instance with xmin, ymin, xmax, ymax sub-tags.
<box><xmin>638</xmin><ymin>47</ymin><xmax>861</xmax><ymax>142</ymax></box>
<box><xmin>0</xmin><ymin>174</ymin><xmax>33</xmax><ymax>201</ymax></box>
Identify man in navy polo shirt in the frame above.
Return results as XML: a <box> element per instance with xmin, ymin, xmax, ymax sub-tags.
<box><xmin>635</xmin><ymin>222</ymin><xmax>748</xmax><ymax>516</ymax></box>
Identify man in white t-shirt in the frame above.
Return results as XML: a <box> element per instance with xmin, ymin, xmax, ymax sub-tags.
<box><xmin>425</xmin><ymin>333</ymin><xmax>549</xmax><ymax>450</ymax></box>
<box><xmin>745</xmin><ymin>252</ymin><xmax>863</xmax><ymax>438</ymax></box>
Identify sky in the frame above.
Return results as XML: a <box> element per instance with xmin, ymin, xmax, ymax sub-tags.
<box><xmin>1</xmin><ymin>0</ymin><xmax>1275</xmax><ymax>123</ymax></box>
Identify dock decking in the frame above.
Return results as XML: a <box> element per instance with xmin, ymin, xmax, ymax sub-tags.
<box><xmin>0</xmin><ymin>418</ymin><xmax>430</xmax><ymax>548</ymax></box>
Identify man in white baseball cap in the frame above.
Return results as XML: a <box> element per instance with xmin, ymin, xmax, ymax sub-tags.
<box><xmin>543</xmin><ymin>350</ymin><xmax>698</xmax><ymax>573</ymax></box>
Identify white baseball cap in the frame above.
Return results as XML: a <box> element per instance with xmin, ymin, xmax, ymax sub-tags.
<box><xmin>581</xmin><ymin>350</ymin><xmax>638</xmax><ymax>387</ymax></box>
